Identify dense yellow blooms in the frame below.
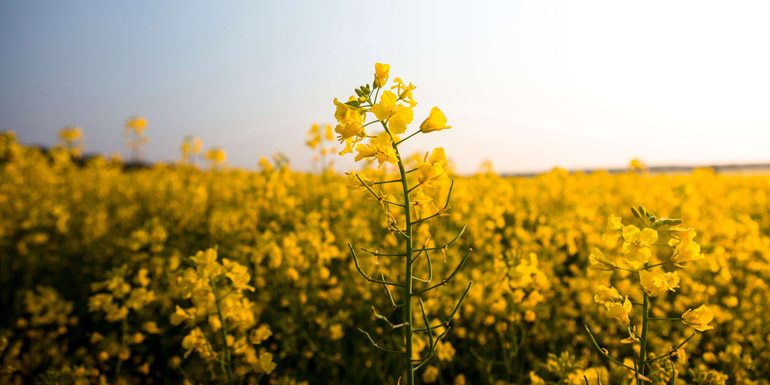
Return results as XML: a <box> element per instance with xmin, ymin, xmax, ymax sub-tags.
<box><xmin>1</xmin><ymin>123</ymin><xmax>769</xmax><ymax>384</ymax></box>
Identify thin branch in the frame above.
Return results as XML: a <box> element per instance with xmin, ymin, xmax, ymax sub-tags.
<box><xmin>418</xmin><ymin>299</ymin><xmax>434</xmax><ymax>362</ymax></box>
<box><xmin>584</xmin><ymin>325</ymin><xmax>637</xmax><ymax>372</ymax></box>
<box><xmin>411</xmin><ymin>207</ymin><xmax>451</xmax><ymax>225</ymax></box>
<box><xmin>358</xmin><ymin>328</ymin><xmax>407</xmax><ymax>355</ymax></box>
<box><xmin>407</xmin><ymin>183</ymin><xmax>423</xmax><ymax>194</ymax></box>
<box><xmin>413</xmin><ymin>282</ymin><xmax>471</xmax><ymax>332</ymax></box>
<box><xmin>362</xmin><ymin>248</ymin><xmax>406</xmax><ymax>257</ymax></box>
<box><xmin>413</xmin><ymin>326</ymin><xmax>451</xmax><ymax>371</ymax></box>
<box><xmin>372</xmin><ymin>306</ymin><xmax>407</xmax><ymax>330</ymax></box>
<box><xmin>413</xmin><ymin>225</ymin><xmax>466</xmax><ymax>253</ymax></box>
<box><xmin>444</xmin><ymin>179</ymin><xmax>454</xmax><ymax>210</ymax></box>
<box><xmin>446</xmin><ymin>281</ymin><xmax>472</xmax><ymax>323</ymax></box>
<box><xmin>349</xmin><ymin>244</ymin><xmax>405</xmax><ymax>287</ymax></box>
<box><xmin>374</xmin><ymin>179</ymin><xmax>402</xmax><ymax>185</ymax></box>
<box><xmin>381</xmin><ymin>273</ymin><xmax>402</xmax><ymax>309</ymax></box>
<box><xmin>413</xmin><ymin>249</ymin><xmax>473</xmax><ymax>295</ymax></box>
<box><xmin>645</xmin><ymin>333</ymin><xmax>695</xmax><ymax>364</ymax></box>
<box><xmin>395</xmin><ymin>130</ymin><xmax>421</xmax><ymax>145</ymax></box>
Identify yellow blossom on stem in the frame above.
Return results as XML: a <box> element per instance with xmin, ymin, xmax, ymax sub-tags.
<box><xmin>334</xmin><ymin>97</ymin><xmax>366</xmax><ymax>154</ymax></box>
<box><xmin>639</xmin><ymin>270</ymin><xmax>680</xmax><ymax>297</ymax></box>
<box><xmin>670</xmin><ymin>228</ymin><xmax>702</xmax><ymax>266</ymax></box>
<box><xmin>420</xmin><ymin>107</ymin><xmax>451</xmax><ymax>133</ymax></box>
<box><xmin>371</xmin><ymin>91</ymin><xmax>414</xmax><ymax>135</ymax></box>
<box><xmin>391</xmin><ymin>77</ymin><xmax>417</xmax><ymax>107</ymax></box>
<box><xmin>621</xmin><ymin>225</ymin><xmax>657</xmax><ymax>268</ymax></box>
<box><xmin>125</xmin><ymin>116</ymin><xmax>148</xmax><ymax>135</ymax></box>
<box><xmin>682</xmin><ymin>305</ymin><xmax>714</xmax><ymax>331</ymax></box>
<box><xmin>354</xmin><ymin>132</ymin><xmax>398</xmax><ymax>166</ymax></box>
<box><xmin>58</xmin><ymin>126</ymin><xmax>83</xmax><ymax>141</ymax></box>
<box><xmin>604</xmin><ymin>296</ymin><xmax>632</xmax><ymax>325</ymax></box>
<box><xmin>602</xmin><ymin>215</ymin><xmax>624</xmax><ymax>244</ymax></box>
<box><xmin>205</xmin><ymin>148</ymin><xmax>226</xmax><ymax>164</ymax></box>
<box><xmin>593</xmin><ymin>285</ymin><xmax>622</xmax><ymax>304</ymax></box>
<box><xmin>374</xmin><ymin>63</ymin><xmax>390</xmax><ymax>88</ymax></box>
<box><xmin>410</xmin><ymin>186</ymin><xmax>436</xmax><ymax>211</ymax></box>
<box><xmin>588</xmin><ymin>248</ymin><xmax>615</xmax><ymax>271</ymax></box>
<box><xmin>417</xmin><ymin>148</ymin><xmax>448</xmax><ymax>189</ymax></box>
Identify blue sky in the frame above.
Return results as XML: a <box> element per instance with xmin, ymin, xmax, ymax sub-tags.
<box><xmin>2</xmin><ymin>1</ymin><xmax>769</xmax><ymax>173</ymax></box>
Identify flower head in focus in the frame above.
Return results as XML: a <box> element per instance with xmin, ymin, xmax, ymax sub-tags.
<box><xmin>682</xmin><ymin>305</ymin><xmax>714</xmax><ymax>331</ymax></box>
<box><xmin>374</xmin><ymin>63</ymin><xmax>390</xmax><ymax>88</ymax></box>
<box><xmin>621</xmin><ymin>225</ymin><xmax>657</xmax><ymax>268</ymax></box>
<box><xmin>420</xmin><ymin>107</ymin><xmax>451</xmax><ymax>133</ymax></box>
<box><xmin>639</xmin><ymin>270</ymin><xmax>680</xmax><ymax>297</ymax></box>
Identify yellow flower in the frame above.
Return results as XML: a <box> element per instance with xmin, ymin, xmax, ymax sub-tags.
<box><xmin>422</xmin><ymin>365</ymin><xmax>439</xmax><ymax>383</ymax></box>
<box><xmin>329</xmin><ymin>324</ymin><xmax>344</xmax><ymax>341</ymax></box>
<box><xmin>588</xmin><ymin>248</ymin><xmax>615</xmax><ymax>271</ymax></box>
<box><xmin>255</xmin><ymin>352</ymin><xmax>276</xmax><ymax>374</ymax></box>
<box><xmin>205</xmin><ymin>148</ymin><xmax>226</xmax><ymax>163</ymax></box>
<box><xmin>604</xmin><ymin>296</ymin><xmax>632</xmax><ymax>324</ymax></box>
<box><xmin>639</xmin><ymin>270</ymin><xmax>680</xmax><ymax>297</ymax></box>
<box><xmin>682</xmin><ymin>305</ymin><xmax>714</xmax><ymax>331</ymax></box>
<box><xmin>58</xmin><ymin>126</ymin><xmax>83</xmax><ymax>141</ymax></box>
<box><xmin>371</xmin><ymin>91</ymin><xmax>414</xmax><ymax>135</ymax></box>
<box><xmin>374</xmin><ymin>62</ymin><xmax>390</xmax><ymax>88</ymax></box>
<box><xmin>593</xmin><ymin>285</ymin><xmax>622</xmax><ymax>304</ymax></box>
<box><xmin>420</xmin><ymin>107</ymin><xmax>451</xmax><ymax>133</ymax></box>
<box><xmin>125</xmin><ymin>116</ymin><xmax>148</xmax><ymax>134</ymax></box>
<box><xmin>670</xmin><ymin>228</ymin><xmax>702</xmax><ymax>266</ymax></box>
<box><xmin>181</xmin><ymin>327</ymin><xmax>212</xmax><ymax>359</ymax></box>
<box><xmin>391</xmin><ymin>77</ymin><xmax>417</xmax><ymax>107</ymax></box>
<box><xmin>354</xmin><ymin>132</ymin><xmax>398</xmax><ymax>166</ymax></box>
<box><xmin>417</xmin><ymin>148</ymin><xmax>448</xmax><ymax>188</ymax></box>
<box><xmin>667</xmin><ymin>347</ymin><xmax>687</xmax><ymax>363</ymax></box>
<box><xmin>346</xmin><ymin>171</ymin><xmax>374</xmax><ymax>190</ymax></box>
<box><xmin>143</xmin><ymin>321</ymin><xmax>161</xmax><ymax>334</ymax></box>
<box><xmin>622</xmin><ymin>225</ymin><xmax>657</xmax><ymax>268</ymax></box>
<box><xmin>333</xmin><ymin>98</ymin><xmax>366</xmax><ymax>154</ymax></box>
<box><xmin>249</xmin><ymin>324</ymin><xmax>272</xmax><ymax>345</ymax></box>
<box><xmin>170</xmin><ymin>305</ymin><xmax>195</xmax><ymax>326</ymax></box>
<box><xmin>410</xmin><ymin>186</ymin><xmax>435</xmax><ymax>211</ymax></box>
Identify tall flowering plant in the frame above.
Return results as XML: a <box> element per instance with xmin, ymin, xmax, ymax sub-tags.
<box><xmin>335</xmin><ymin>63</ymin><xmax>471</xmax><ymax>385</ymax></box>
<box><xmin>586</xmin><ymin>206</ymin><xmax>713</xmax><ymax>384</ymax></box>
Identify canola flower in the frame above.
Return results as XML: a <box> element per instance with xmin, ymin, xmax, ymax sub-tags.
<box><xmin>335</xmin><ymin>63</ymin><xmax>472</xmax><ymax>385</ymax></box>
<box><xmin>124</xmin><ymin>115</ymin><xmax>149</xmax><ymax>162</ymax></box>
<box><xmin>587</xmin><ymin>206</ymin><xmax>714</xmax><ymax>385</ymax></box>
<box><xmin>1</xmin><ymin>111</ymin><xmax>770</xmax><ymax>384</ymax></box>
<box><xmin>57</xmin><ymin>125</ymin><xmax>85</xmax><ymax>156</ymax></box>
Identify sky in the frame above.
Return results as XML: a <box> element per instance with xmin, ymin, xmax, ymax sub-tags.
<box><xmin>1</xmin><ymin>1</ymin><xmax>769</xmax><ymax>174</ymax></box>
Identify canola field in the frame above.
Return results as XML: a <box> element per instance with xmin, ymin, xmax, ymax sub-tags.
<box><xmin>2</xmin><ymin>64</ymin><xmax>770</xmax><ymax>385</ymax></box>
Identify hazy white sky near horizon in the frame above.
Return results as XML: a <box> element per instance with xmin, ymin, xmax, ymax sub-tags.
<box><xmin>1</xmin><ymin>1</ymin><xmax>769</xmax><ymax>173</ymax></box>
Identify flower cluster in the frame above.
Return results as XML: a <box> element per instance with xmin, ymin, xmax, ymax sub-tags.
<box><xmin>171</xmin><ymin>248</ymin><xmax>275</xmax><ymax>382</ymax></box>
<box><xmin>588</xmin><ymin>206</ymin><xmax>714</xmax><ymax>384</ymax></box>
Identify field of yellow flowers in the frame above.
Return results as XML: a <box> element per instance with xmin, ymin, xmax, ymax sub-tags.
<box><xmin>2</xmin><ymin>63</ymin><xmax>770</xmax><ymax>385</ymax></box>
<box><xmin>2</xmin><ymin>128</ymin><xmax>769</xmax><ymax>385</ymax></box>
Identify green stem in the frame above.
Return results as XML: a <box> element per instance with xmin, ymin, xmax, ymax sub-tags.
<box><xmin>210</xmin><ymin>278</ymin><xmax>233</xmax><ymax>385</ymax></box>
<box><xmin>382</xmin><ymin>120</ymin><xmax>415</xmax><ymax>385</ymax></box>
<box><xmin>670</xmin><ymin>361</ymin><xmax>676</xmax><ymax>385</ymax></box>
<box><xmin>584</xmin><ymin>325</ymin><xmax>636</xmax><ymax>372</ymax></box>
<box><xmin>645</xmin><ymin>262</ymin><xmax>669</xmax><ymax>268</ymax></box>
<box><xmin>639</xmin><ymin>293</ymin><xmax>649</xmax><ymax>385</ymax></box>
<box><xmin>115</xmin><ymin>316</ymin><xmax>128</xmax><ymax>382</ymax></box>
<box><xmin>396</xmin><ymin>130</ymin><xmax>421</xmax><ymax>145</ymax></box>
